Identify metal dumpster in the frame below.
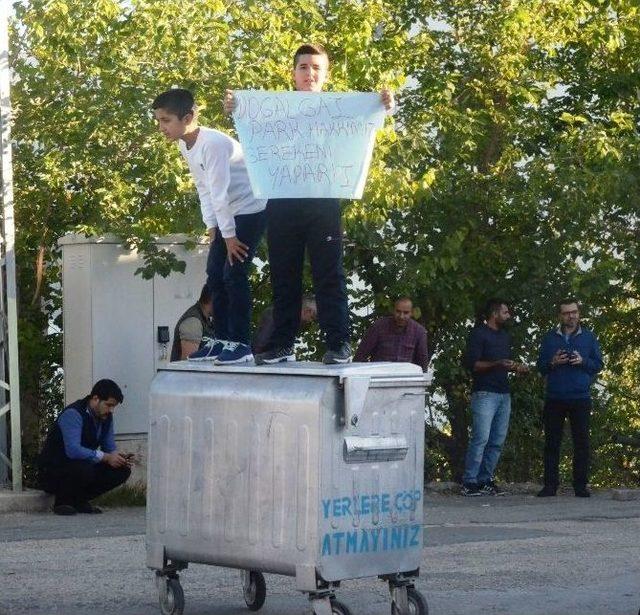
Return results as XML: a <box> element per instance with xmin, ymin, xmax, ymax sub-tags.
<box><xmin>146</xmin><ymin>361</ymin><xmax>429</xmax><ymax>615</ymax></box>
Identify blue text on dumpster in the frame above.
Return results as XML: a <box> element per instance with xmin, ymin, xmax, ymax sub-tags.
<box><xmin>321</xmin><ymin>524</ymin><xmax>421</xmax><ymax>556</ymax></box>
<box><xmin>321</xmin><ymin>490</ymin><xmax>421</xmax><ymax>519</ymax></box>
<box><xmin>320</xmin><ymin>490</ymin><xmax>422</xmax><ymax>556</ymax></box>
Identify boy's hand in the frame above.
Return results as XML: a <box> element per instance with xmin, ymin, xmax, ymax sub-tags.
<box><xmin>224</xmin><ymin>236</ymin><xmax>249</xmax><ymax>265</ymax></box>
<box><xmin>223</xmin><ymin>89</ymin><xmax>236</xmax><ymax>115</ymax></box>
<box><xmin>208</xmin><ymin>227</ymin><xmax>216</xmax><ymax>242</ymax></box>
<box><xmin>380</xmin><ymin>89</ymin><xmax>395</xmax><ymax>111</ymax></box>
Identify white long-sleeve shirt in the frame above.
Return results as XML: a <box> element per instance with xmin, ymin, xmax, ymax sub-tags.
<box><xmin>178</xmin><ymin>127</ymin><xmax>266</xmax><ymax>238</ymax></box>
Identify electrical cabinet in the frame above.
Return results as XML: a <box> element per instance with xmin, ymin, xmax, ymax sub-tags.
<box><xmin>59</xmin><ymin>234</ymin><xmax>208</xmax><ymax>436</ymax></box>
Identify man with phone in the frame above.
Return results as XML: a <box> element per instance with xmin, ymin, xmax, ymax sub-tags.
<box><xmin>536</xmin><ymin>299</ymin><xmax>604</xmax><ymax>497</ymax></box>
<box><xmin>38</xmin><ymin>379</ymin><xmax>132</xmax><ymax>515</ymax></box>
<box><xmin>461</xmin><ymin>299</ymin><xmax>529</xmax><ymax>496</ymax></box>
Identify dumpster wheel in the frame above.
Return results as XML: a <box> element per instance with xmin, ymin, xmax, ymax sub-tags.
<box><xmin>242</xmin><ymin>570</ymin><xmax>266</xmax><ymax>611</ymax></box>
<box><xmin>391</xmin><ymin>587</ymin><xmax>428</xmax><ymax>615</ymax></box>
<box><xmin>158</xmin><ymin>576</ymin><xmax>184</xmax><ymax>615</ymax></box>
<box><xmin>329</xmin><ymin>598</ymin><xmax>353</xmax><ymax>615</ymax></box>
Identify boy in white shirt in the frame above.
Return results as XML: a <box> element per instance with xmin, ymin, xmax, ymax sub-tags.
<box><xmin>152</xmin><ymin>88</ymin><xmax>266</xmax><ymax>364</ymax></box>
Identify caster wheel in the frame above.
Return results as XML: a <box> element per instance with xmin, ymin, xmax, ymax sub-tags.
<box><xmin>330</xmin><ymin>598</ymin><xmax>354</xmax><ymax>615</ymax></box>
<box><xmin>392</xmin><ymin>587</ymin><xmax>428</xmax><ymax>615</ymax></box>
<box><xmin>243</xmin><ymin>570</ymin><xmax>266</xmax><ymax>611</ymax></box>
<box><xmin>159</xmin><ymin>577</ymin><xmax>184</xmax><ymax>615</ymax></box>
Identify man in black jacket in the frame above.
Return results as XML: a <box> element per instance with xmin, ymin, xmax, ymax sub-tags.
<box><xmin>38</xmin><ymin>379</ymin><xmax>131</xmax><ymax>515</ymax></box>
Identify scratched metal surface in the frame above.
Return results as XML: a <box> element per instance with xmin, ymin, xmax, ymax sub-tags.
<box><xmin>146</xmin><ymin>363</ymin><xmax>425</xmax><ymax>586</ymax></box>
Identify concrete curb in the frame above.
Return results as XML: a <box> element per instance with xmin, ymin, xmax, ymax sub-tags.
<box><xmin>0</xmin><ymin>488</ymin><xmax>53</xmax><ymax>513</ymax></box>
<box><xmin>611</xmin><ymin>488</ymin><xmax>640</xmax><ymax>501</ymax></box>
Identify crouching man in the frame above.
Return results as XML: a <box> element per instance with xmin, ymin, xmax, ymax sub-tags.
<box><xmin>38</xmin><ymin>379</ymin><xmax>131</xmax><ymax>515</ymax></box>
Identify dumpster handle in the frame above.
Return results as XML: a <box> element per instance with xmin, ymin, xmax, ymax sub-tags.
<box><xmin>342</xmin><ymin>375</ymin><xmax>430</xmax><ymax>427</ymax></box>
<box><xmin>350</xmin><ymin>375</ymin><xmax>430</xmax><ymax>385</ymax></box>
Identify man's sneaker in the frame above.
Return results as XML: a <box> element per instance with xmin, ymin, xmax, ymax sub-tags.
<box><xmin>53</xmin><ymin>504</ymin><xmax>77</xmax><ymax>515</ymax></box>
<box><xmin>574</xmin><ymin>488</ymin><xmax>591</xmax><ymax>498</ymax></box>
<box><xmin>460</xmin><ymin>484</ymin><xmax>482</xmax><ymax>497</ymax></box>
<box><xmin>75</xmin><ymin>501</ymin><xmax>102</xmax><ymax>514</ymax></box>
<box><xmin>188</xmin><ymin>337</ymin><xmax>225</xmax><ymax>361</ymax></box>
<box><xmin>255</xmin><ymin>346</ymin><xmax>296</xmax><ymax>365</ymax></box>
<box><xmin>322</xmin><ymin>342</ymin><xmax>352</xmax><ymax>365</ymax></box>
<box><xmin>214</xmin><ymin>342</ymin><xmax>253</xmax><ymax>365</ymax></box>
<box><xmin>537</xmin><ymin>486</ymin><xmax>557</xmax><ymax>497</ymax></box>
<box><xmin>480</xmin><ymin>481</ymin><xmax>507</xmax><ymax>496</ymax></box>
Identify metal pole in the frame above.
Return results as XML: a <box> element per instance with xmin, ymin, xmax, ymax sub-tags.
<box><xmin>0</xmin><ymin>0</ymin><xmax>22</xmax><ymax>491</ymax></box>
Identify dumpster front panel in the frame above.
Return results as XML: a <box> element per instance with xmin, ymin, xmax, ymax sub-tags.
<box><xmin>146</xmin><ymin>370</ymin><xmax>325</xmax><ymax>574</ymax></box>
<box><xmin>317</xmin><ymin>377</ymin><xmax>425</xmax><ymax>581</ymax></box>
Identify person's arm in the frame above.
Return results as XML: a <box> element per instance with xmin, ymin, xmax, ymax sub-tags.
<box><xmin>413</xmin><ymin>327</ymin><xmax>428</xmax><ymax>371</ymax></box>
<box><xmin>181</xmin><ymin>340</ymin><xmax>199</xmax><ymax>360</ymax></box>
<box><xmin>201</xmin><ymin>139</ymin><xmax>249</xmax><ymax>264</ymax></box>
<box><xmin>354</xmin><ymin>322</ymin><xmax>380</xmax><ymax>362</ymax></box>
<box><xmin>473</xmin><ymin>359</ymin><xmax>514</xmax><ymax>372</ymax></box>
<box><xmin>178</xmin><ymin>317</ymin><xmax>204</xmax><ymax>360</ymax></box>
<box><xmin>223</xmin><ymin>89</ymin><xmax>236</xmax><ymax>115</ymax></box>
<box><xmin>100</xmin><ymin>423</ymin><xmax>129</xmax><ymax>469</ymax></box>
<box><xmin>101</xmin><ymin>420</ymin><xmax>117</xmax><ymax>455</ymax></box>
<box><xmin>380</xmin><ymin>89</ymin><xmax>396</xmax><ymax>114</ymax></box>
<box><xmin>537</xmin><ymin>335</ymin><xmax>568</xmax><ymax>375</ymax></box>
<box><xmin>465</xmin><ymin>328</ymin><xmax>513</xmax><ymax>373</ymax></box>
<box><xmin>58</xmin><ymin>409</ymin><xmax>104</xmax><ymax>464</ymax></box>
<box><xmin>201</xmin><ymin>138</ymin><xmax>234</xmax><ymax>239</ymax></box>
<box><xmin>571</xmin><ymin>335</ymin><xmax>604</xmax><ymax>375</ymax></box>
<box><xmin>181</xmin><ymin>142</ymin><xmax>218</xmax><ymax>234</ymax></box>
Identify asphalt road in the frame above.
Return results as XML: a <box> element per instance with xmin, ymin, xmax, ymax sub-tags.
<box><xmin>1</xmin><ymin>492</ymin><xmax>639</xmax><ymax>615</ymax></box>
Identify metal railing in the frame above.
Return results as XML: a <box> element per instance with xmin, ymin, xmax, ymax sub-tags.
<box><xmin>0</xmin><ymin>0</ymin><xmax>22</xmax><ymax>491</ymax></box>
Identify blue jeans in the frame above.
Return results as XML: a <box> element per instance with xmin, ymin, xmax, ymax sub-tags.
<box><xmin>463</xmin><ymin>391</ymin><xmax>511</xmax><ymax>486</ymax></box>
<box><xmin>207</xmin><ymin>210</ymin><xmax>266</xmax><ymax>345</ymax></box>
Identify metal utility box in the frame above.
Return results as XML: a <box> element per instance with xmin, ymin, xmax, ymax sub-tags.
<box><xmin>147</xmin><ymin>361</ymin><xmax>428</xmax><ymax>615</ymax></box>
<box><xmin>59</xmin><ymin>233</ymin><xmax>208</xmax><ymax>437</ymax></box>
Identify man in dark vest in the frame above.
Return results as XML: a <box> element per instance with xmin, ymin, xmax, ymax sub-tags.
<box><xmin>38</xmin><ymin>379</ymin><xmax>131</xmax><ymax>515</ymax></box>
<box><xmin>171</xmin><ymin>284</ymin><xmax>215</xmax><ymax>361</ymax></box>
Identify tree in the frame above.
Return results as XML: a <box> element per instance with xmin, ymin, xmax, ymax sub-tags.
<box><xmin>347</xmin><ymin>0</ymin><xmax>640</xmax><ymax>483</ymax></box>
<box><xmin>9</xmin><ymin>0</ymin><xmax>410</xmax><ymax>481</ymax></box>
<box><xmin>10</xmin><ymin>0</ymin><xmax>639</xmax><ymax>486</ymax></box>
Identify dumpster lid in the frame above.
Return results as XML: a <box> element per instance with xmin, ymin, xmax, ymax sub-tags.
<box><xmin>158</xmin><ymin>360</ymin><xmax>423</xmax><ymax>379</ymax></box>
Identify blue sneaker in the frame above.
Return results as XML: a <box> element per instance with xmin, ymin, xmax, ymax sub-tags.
<box><xmin>188</xmin><ymin>337</ymin><xmax>225</xmax><ymax>361</ymax></box>
<box><xmin>214</xmin><ymin>342</ymin><xmax>254</xmax><ymax>365</ymax></box>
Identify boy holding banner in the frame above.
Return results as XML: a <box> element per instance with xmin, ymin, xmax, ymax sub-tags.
<box><xmin>225</xmin><ymin>43</ymin><xmax>394</xmax><ymax>364</ymax></box>
<box><xmin>153</xmin><ymin>88</ymin><xmax>267</xmax><ymax>364</ymax></box>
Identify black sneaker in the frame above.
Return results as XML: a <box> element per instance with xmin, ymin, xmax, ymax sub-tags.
<box><xmin>537</xmin><ymin>486</ymin><xmax>557</xmax><ymax>497</ymax></box>
<box><xmin>75</xmin><ymin>501</ymin><xmax>103</xmax><ymax>514</ymax></box>
<box><xmin>480</xmin><ymin>481</ymin><xmax>507</xmax><ymax>496</ymax></box>
<box><xmin>322</xmin><ymin>342</ymin><xmax>352</xmax><ymax>365</ymax></box>
<box><xmin>574</xmin><ymin>488</ymin><xmax>591</xmax><ymax>498</ymax></box>
<box><xmin>53</xmin><ymin>504</ymin><xmax>77</xmax><ymax>516</ymax></box>
<box><xmin>255</xmin><ymin>346</ymin><xmax>296</xmax><ymax>365</ymax></box>
<box><xmin>460</xmin><ymin>484</ymin><xmax>482</xmax><ymax>497</ymax></box>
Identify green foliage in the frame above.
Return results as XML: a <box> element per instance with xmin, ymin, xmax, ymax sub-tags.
<box><xmin>9</xmin><ymin>0</ymin><xmax>640</xmax><ymax>486</ymax></box>
<box><xmin>347</xmin><ymin>0</ymin><xmax>640</xmax><ymax>483</ymax></box>
<box><xmin>94</xmin><ymin>483</ymin><xmax>146</xmax><ymax>507</ymax></box>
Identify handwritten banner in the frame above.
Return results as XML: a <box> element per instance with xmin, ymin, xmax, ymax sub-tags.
<box><xmin>232</xmin><ymin>91</ymin><xmax>386</xmax><ymax>199</ymax></box>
